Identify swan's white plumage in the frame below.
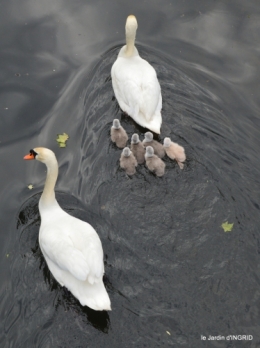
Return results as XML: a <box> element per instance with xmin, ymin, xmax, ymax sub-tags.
<box><xmin>24</xmin><ymin>147</ymin><xmax>111</xmax><ymax>311</ymax></box>
<box><xmin>111</xmin><ymin>15</ymin><xmax>162</xmax><ymax>134</ymax></box>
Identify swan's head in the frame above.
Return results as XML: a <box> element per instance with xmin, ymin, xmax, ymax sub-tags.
<box><xmin>131</xmin><ymin>133</ymin><xmax>140</xmax><ymax>144</ymax></box>
<box><xmin>126</xmin><ymin>15</ymin><xmax>138</xmax><ymax>35</ymax></box>
<box><xmin>145</xmin><ymin>146</ymin><xmax>154</xmax><ymax>158</ymax></box>
<box><xmin>163</xmin><ymin>137</ymin><xmax>171</xmax><ymax>148</ymax></box>
<box><xmin>122</xmin><ymin>147</ymin><xmax>131</xmax><ymax>157</ymax></box>
<box><xmin>112</xmin><ymin>119</ymin><xmax>121</xmax><ymax>129</ymax></box>
<box><xmin>24</xmin><ymin>147</ymin><xmax>56</xmax><ymax>164</ymax></box>
<box><xmin>143</xmin><ymin>132</ymin><xmax>153</xmax><ymax>143</ymax></box>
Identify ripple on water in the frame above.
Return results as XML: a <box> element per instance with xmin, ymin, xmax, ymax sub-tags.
<box><xmin>5</xmin><ymin>45</ymin><xmax>260</xmax><ymax>347</ymax></box>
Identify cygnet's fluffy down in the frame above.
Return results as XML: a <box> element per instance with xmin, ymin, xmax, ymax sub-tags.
<box><xmin>163</xmin><ymin>137</ymin><xmax>186</xmax><ymax>169</ymax></box>
<box><xmin>145</xmin><ymin>146</ymin><xmax>165</xmax><ymax>177</ymax></box>
<box><xmin>120</xmin><ymin>147</ymin><xmax>138</xmax><ymax>175</ymax></box>
<box><xmin>142</xmin><ymin>132</ymin><xmax>165</xmax><ymax>158</ymax></box>
<box><xmin>130</xmin><ymin>133</ymin><xmax>145</xmax><ymax>164</ymax></box>
<box><xmin>111</xmin><ymin>119</ymin><xmax>128</xmax><ymax>148</ymax></box>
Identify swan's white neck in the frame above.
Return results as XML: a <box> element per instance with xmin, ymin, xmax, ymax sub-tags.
<box><xmin>125</xmin><ymin>33</ymin><xmax>135</xmax><ymax>56</ymax></box>
<box><xmin>40</xmin><ymin>157</ymin><xmax>58</xmax><ymax>207</ymax></box>
<box><xmin>125</xmin><ymin>16</ymin><xmax>138</xmax><ymax>56</ymax></box>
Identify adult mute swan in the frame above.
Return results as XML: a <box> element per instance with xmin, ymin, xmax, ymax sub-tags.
<box><xmin>24</xmin><ymin>148</ymin><xmax>111</xmax><ymax>311</ymax></box>
<box><xmin>111</xmin><ymin>15</ymin><xmax>162</xmax><ymax>134</ymax></box>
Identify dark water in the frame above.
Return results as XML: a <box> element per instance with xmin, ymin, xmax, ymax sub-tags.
<box><xmin>1</xmin><ymin>0</ymin><xmax>260</xmax><ymax>347</ymax></box>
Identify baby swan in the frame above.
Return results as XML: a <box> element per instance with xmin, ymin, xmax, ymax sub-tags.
<box><xmin>143</xmin><ymin>131</ymin><xmax>165</xmax><ymax>158</ymax></box>
<box><xmin>145</xmin><ymin>146</ymin><xmax>165</xmax><ymax>177</ymax></box>
<box><xmin>111</xmin><ymin>119</ymin><xmax>128</xmax><ymax>148</ymax></box>
<box><xmin>130</xmin><ymin>133</ymin><xmax>145</xmax><ymax>164</ymax></box>
<box><xmin>120</xmin><ymin>147</ymin><xmax>137</xmax><ymax>175</ymax></box>
<box><xmin>163</xmin><ymin>137</ymin><xmax>186</xmax><ymax>169</ymax></box>
<box><xmin>111</xmin><ymin>15</ymin><xmax>162</xmax><ymax>134</ymax></box>
<box><xmin>24</xmin><ymin>148</ymin><xmax>111</xmax><ymax>311</ymax></box>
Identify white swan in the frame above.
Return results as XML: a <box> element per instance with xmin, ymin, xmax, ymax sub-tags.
<box><xmin>24</xmin><ymin>148</ymin><xmax>111</xmax><ymax>311</ymax></box>
<box><xmin>111</xmin><ymin>15</ymin><xmax>162</xmax><ymax>134</ymax></box>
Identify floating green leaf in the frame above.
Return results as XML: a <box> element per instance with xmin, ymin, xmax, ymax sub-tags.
<box><xmin>166</xmin><ymin>331</ymin><xmax>171</xmax><ymax>336</ymax></box>
<box><xmin>221</xmin><ymin>221</ymin><xmax>234</xmax><ymax>232</ymax></box>
<box><xmin>6</xmin><ymin>253</ymin><xmax>9</xmax><ymax>258</ymax></box>
<box><xmin>28</xmin><ymin>184</ymin><xmax>34</xmax><ymax>190</ymax></box>
<box><xmin>56</xmin><ymin>133</ymin><xmax>69</xmax><ymax>148</ymax></box>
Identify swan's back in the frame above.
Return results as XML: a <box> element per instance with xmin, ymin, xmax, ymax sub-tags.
<box><xmin>39</xmin><ymin>206</ymin><xmax>111</xmax><ymax>310</ymax></box>
<box><xmin>112</xmin><ymin>55</ymin><xmax>161</xmax><ymax>128</ymax></box>
<box><xmin>111</xmin><ymin>15</ymin><xmax>162</xmax><ymax>134</ymax></box>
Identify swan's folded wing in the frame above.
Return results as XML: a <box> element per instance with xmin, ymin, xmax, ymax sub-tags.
<box><xmin>112</xmin><ymin>58</ymin><xmax>161</xmax><ymax>123</ymax></box>
<box><xmin>140</xmin><ymin>76</ymin><xmax>161</xmax><ymax>122</ymax></box>
<box><xmin>40</xmin><ymin>228</ymin><xmax>91</xmax><ymax>282</ymax></box>
<box><xmin>111</xmin><ymin>67</ymin><xmax>133</xmax><ymax>115</ymax></box>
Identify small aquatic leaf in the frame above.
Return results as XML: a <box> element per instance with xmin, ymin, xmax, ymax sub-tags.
<box><xmin>28</xmin><ymin>184</ymin><xmax>34</xmax><ymax>190</ymax></box>
<box><xmin>56</xmin><ymin>133</ymin><xmax>69</xmax><ymax>147</ymax></box>
<box><xmin>221</xmin><ymin>221</ymin><xmax>234</xmax><ymax>232</ymax></box>
<box><xmin>166</xmin><ymin>331</ymin><xmax>171</xmax><ymax>335</ymax></box>
<box><xmin>6</xmin><ymin>254</ymin><xmax>9</xmax><ymax>258</ymax></box>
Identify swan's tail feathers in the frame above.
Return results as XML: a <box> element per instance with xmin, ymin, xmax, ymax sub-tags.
<box><xmin>134</xmin><ymin>111</ymin><xmax>161</xmax><ymax>134</ymax></box>
<box><xmin>146</xmin><ymin>115</ymin><xmax>162</xmax><ymax>134</ymax></box>
<box><xmin>70</xmin><ymin>278</ymin><xmax>111</xmax><ymax>311</ymax></box>
<box><xmin>148</xmin><ymin>124</ymin><xmax>161</xmax><ymax>134</ymax></box>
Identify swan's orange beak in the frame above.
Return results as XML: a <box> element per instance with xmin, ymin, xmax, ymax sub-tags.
<box><xmin>24</xmin><ymin>153</ymin><xmax>35</xmax><ymax>160</ymax></box>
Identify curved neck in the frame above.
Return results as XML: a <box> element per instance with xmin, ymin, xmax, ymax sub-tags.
<box><xmin>40</xmin><ymin>158</ymin><xmax>58</xmax><ymax>206</ymax></box>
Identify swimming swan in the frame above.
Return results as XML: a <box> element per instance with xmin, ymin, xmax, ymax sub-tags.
<box><xmin>111</xmin><ymin>15</ymin><xmax>162</xmax><ymax>134</ymax></box>
<box><xmin>24</xmin><ymin>148</ymin><xmax>111</xmax><ymax>311</ymax></box>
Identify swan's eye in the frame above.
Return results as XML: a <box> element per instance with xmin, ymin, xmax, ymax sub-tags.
<box><xmin>29</xmin><ymin>149</ymin><xmax>38</xmax><ymax>158</ymax></box>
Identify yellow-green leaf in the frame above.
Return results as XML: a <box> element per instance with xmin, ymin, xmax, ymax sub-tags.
<box><xmin>221</xmin><ymin>221</ymin><xmax>234</xmax><ymax>232</ymax></box>
<box><xmin>166</xmin><ymin>331</ymin><xmax>171</xmax><ymax>336</ymax></box>
<box><xmin>6</xmin><ymin>254</ymin><xmax>9</xmax><ymax>258</ymax></box>
<box><xmin>28</xmin><ymin>184</ymin><xmax>34</xmax><ymax>190</ymax></box>
<box><xmin>56</xmin><ymin>133</ymin><xmax>69</xmax><ymax>147</ymax></box>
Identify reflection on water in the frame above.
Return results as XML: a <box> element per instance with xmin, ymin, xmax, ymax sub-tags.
<box><xmin>1</xmin><ymin>0</ymin><xmax>260</xmax><ymax>347</ymax></box>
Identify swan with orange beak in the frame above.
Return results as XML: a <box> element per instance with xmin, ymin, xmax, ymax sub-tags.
<box><xmin>24</xmin><ymin>147</ymin><xmax>111</xmax><ymax>311</ymax></box>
